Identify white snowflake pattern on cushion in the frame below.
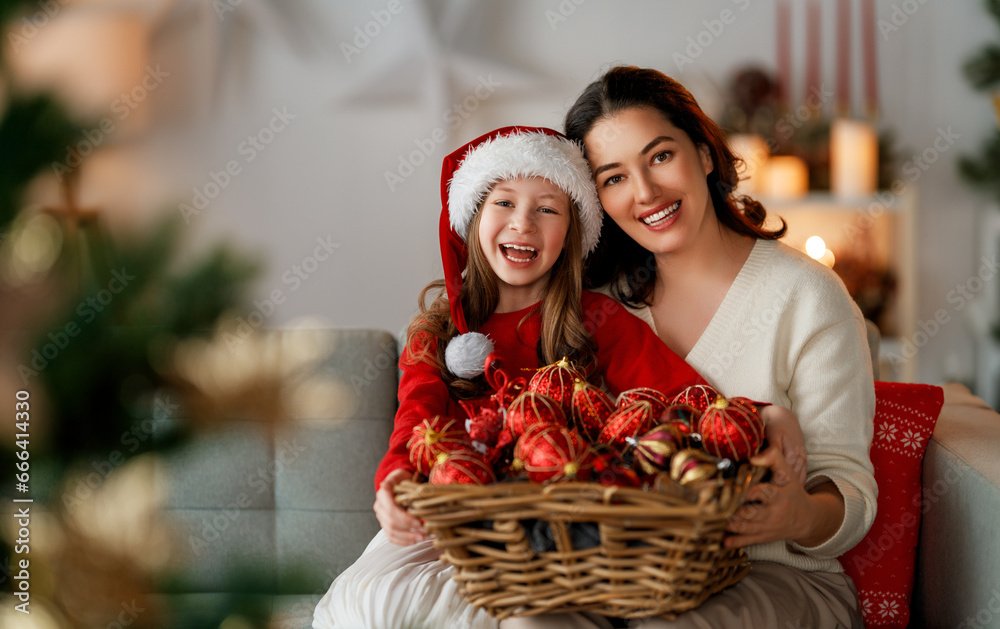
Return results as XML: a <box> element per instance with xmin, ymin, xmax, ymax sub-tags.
<box><xmin>877</xmin><ymin>422</ymin><xmax>898</xmax><ymax>443</ymax></box>
<box><xmin>860</xmin><ymin>596</ymin><xmax>874</xmax><ymax>618</ymax></box>
<box><xmin>901</xmin><ymin>429</ymin><xmax>924</xmax><ymax>451</ymax></box>
<box><xmin>878</xmin><ymin>598</ymin><xmax>901</xmax><ymax>619</ymax></box>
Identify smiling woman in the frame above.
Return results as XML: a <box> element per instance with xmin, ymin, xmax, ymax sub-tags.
<box><xmin>313</xmin><ymin>125</ymin><xmax>712</xmax><ymax>629</ymax></box>
<box><xmin>501</xmin><ymin>65</ymin><xmax>879</xmax><ymax>629</ymax></box>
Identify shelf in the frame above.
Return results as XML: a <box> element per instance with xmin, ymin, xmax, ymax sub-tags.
<box><xmin>757</xmin><ymin>191</ymin><xmax>910</xmax><ymax>213</ymax></box>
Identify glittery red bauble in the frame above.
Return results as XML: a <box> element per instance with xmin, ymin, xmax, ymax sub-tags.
<box><xmin>505</xmin><ymin>391</ymin><xmax>566</xmax><ymax>439</ymax></box>
<box><xmin>697</xmin><ymin>396</ymin><xmax>764</xmax><ymax>462</ymax></box>
<box><xmin>617</xmin><ymin>387</ymin><xmax>671</xmax><ymax>416</ymax></box>
<box><xmin>598</xmin><ymin>401</ymin><xmax>656</xmax><ymax>452</ymax></box>
<box><xmin>515</xmin><ymin>423</ymin><xmax>560</xmax><ymax>459</ymax></box>
<box><xmin>671</xmin><ymin>384</ymin><xmax>722</xmax><ymax>414</ymax></box>
<box><xmin>428</xmin><ymin>450</ymin><xmax>497</xmax><ymax>485</ymax></box>
<box><xmin>629</xmin><ymin>423</ymin><xmax>686</xmax><ymax>476</ymax></box>
<box><xmin>407</xmin><ymin>416</ymin><xmax>472</xmax><ymax>476</ymax></box>
<box><xmin>522</xmin><ymin>426</ymin><xmax>592</xmax><ymax>483</ymax></box>
<box><xmin>465</xmin><ymin>406</ymin><xmax>504</xmax><ymax>447</ymax></box>
<box><xmin>527</xmin><ymin>357</ymin><xmax>584</xmax><ymax>415</ymax></box>
<box><xmin>660</xmin><ymin>403</ymin><xmax>701</xmax><ymax>438</ymax></box>
<box><xmin>571</xmin><ymin>378</ymin><xmax>614</xmax><ymax>441</ymax></box>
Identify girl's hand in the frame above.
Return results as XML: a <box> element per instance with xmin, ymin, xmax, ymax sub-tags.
<box><xmin>724</xmin><ymin>439</ymin><xmax>843</xmax><ymax>549</ymax></box>
<box><xmin>373</xmin><ymin>468</ymin><xmax>427</xmax><ymax>546</ymax></box>
<box><xmin>759</xmin><ymin>405</ymin><xmax>807</xmax><ymax>485</ymax></box>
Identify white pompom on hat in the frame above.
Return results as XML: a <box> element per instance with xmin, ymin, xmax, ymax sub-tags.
<box><xmin>437</xmin><ymin>126</ymin><xmax>601</xmax><ymax>380</ymax></box>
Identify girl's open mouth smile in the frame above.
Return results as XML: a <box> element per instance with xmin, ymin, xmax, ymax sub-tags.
<box><xmin>500</xmin><ymin>244</ymin><xmax>539</xmax><ymax>262</ymax></box>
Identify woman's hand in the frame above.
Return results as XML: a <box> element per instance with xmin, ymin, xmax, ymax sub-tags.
<box><xmin>373</xmin><ymin>468</ymin><xmax>428</xmax><ymax>546</ymax></box>
<box><xmin>724</xmin><ymin>440</ymin><xmax>844</xmax><ymax>549</ymax></box>
<box><xmin>759</xmin><ymin>404</ymin><xmax>807</xmax><ymax>485</ymax></box>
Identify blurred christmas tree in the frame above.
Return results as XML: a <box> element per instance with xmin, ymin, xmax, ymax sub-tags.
<box><xmin>958</xmin><ymin>0</ymin><xmax>1000</xmax><ymax>203</ymax></box>
<box><xmin>0</xmin><ymin>1</ymin><xmax>309</xmax><ymax>627</ymax></box>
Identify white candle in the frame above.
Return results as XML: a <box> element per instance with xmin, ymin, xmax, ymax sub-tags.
<box><xmin>831</xmin><ymin>118</ymin><xmax>879</xmax><ymax>199</ymax></box>
<box><xmin>761</xmin><ymin>155</ymin><xmax>809</xmax><ymax>199</ymax></box>
<box><xmin>728</xmin><ymin>134</ymin><xmax>770</xmax><ymax>196</ymax></box>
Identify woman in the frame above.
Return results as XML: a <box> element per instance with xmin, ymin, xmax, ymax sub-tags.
<box><xmin>500</xmin><ymin>67</ymin><xmax>876</xmax><ymax>628</ymax></box>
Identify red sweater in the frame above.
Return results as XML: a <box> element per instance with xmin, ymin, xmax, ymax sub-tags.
<box><xmin>373</xmin><ymin>291</ymin><xmax>708</xmax><ymax>490</ymax></box>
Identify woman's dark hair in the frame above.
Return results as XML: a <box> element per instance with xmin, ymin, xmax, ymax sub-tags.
<box><xmin>565</xmin><ymin>65</ymin><xmax>786</xmax><ymax>308</ymax></box>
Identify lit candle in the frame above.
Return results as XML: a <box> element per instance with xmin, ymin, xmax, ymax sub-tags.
<box><xmin>761</xmin><ymin>155</ymin><xmax>809</xmax><ymax>199</ymax></box>
<box><xmin>805</xmin><ymin>236</ymin><xmax>836</xmax><ymax>268</ymax></box>
<box><xmin>831</xmin><ymin>118</ymin><xmax>878</xmax><ymax>198</ymax></box>
<box><xmin>728</xmin><ymin>134</ymin><xmax>770</xmax><ymax>195</ymax></box>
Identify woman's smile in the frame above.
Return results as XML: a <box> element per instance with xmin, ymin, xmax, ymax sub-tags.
<box><xmin>639</xmin><ymin>199</ymin><xmax>681</xmax><ymax>228</ymax></box>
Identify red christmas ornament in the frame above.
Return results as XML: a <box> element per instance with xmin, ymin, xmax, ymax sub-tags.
<box><xmin>407</xmin><ymin>416</ymin><xmax>473</xmax><ymax>476</ymax></box>
<box><xmin>617</xmin><ymin>387</ymin><xmax>672</xmax><ymax>416</ymax></box>
<box><xmin>515</xmin><ymin>423</ymin><xmax>560</xmax><ymax>459</ymax></box>
<box><xmin>522</xmin><ymin>426</ymin><xmax>592</xmax><ymax>483</ymax></box>
<box><xmin>527</xmin><ymin>357</ymin><xmax>584</xmax><ymax>415</ymax></box>
<box><xmin>671</xmin><ymin>384</ymin><xmax>722</xmax><ymax>414</ymax></box>
<box><xmin>505</xmin><ymin>391</ymin><xmax>566</xmax><ymax>439</ymax></box>
<box><xmin>697</xmin><ymin>396</ymin><xmax>765</xmax><ymax>462</ymax></box>
<box><xmin>598</xmin><ymin>401</ymin><xmax>656</xmax><ymax>452</ymax></box>
<box><xmin>428</xmin><ymin>450</ymin><xmax>497</xmax><ymax>485</ymax></box>
<box><xmin>571</xmin><ymin>378</ymin><xmax>614</xmax><ymax>441</ymax></box>
<box><xmin>589</xmin><ymin>449</ymin><xmax>642</xmax><ymax>487</ymax></box>
<box><xmin>628</xmin><ymin>423</ymin><xmax>687</xmax><ymax>476</ymax></box>
<box><xmin>660</xmin><ymin>403</ymin><xmax>701</xmax><ymax>439</ymax></box>
<box><xmin>464</xmin><ymin>406</ymin><xmax>504</xmax><ymax>448</ymax></box>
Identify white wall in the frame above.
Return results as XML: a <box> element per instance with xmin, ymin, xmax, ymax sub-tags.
<box><xmin>142</xmin><ymin>0</ymin><xmax>996</xmax><ymax>391</ymax></box>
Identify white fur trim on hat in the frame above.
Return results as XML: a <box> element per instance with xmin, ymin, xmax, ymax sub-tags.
<box><xmin>447</xmin><ymin>130</ymin><xmax>603</xmax><ymax>255</ymax></box>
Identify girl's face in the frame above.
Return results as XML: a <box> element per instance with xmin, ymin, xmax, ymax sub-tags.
<box><xmin>584</xmin><ymin>106</ymin><xmax>715</xmax><ymax>256</ymax></box>
<box><xmin>477</xmin><ymin>176</ymin><xmax>571</xmax><ymax>310</ymax></box>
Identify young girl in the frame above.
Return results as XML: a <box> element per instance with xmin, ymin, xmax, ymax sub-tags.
<box><xmin>313</xmin><ymin>126</ymin><xmax>803</xmax><ymax>629</ymax></box>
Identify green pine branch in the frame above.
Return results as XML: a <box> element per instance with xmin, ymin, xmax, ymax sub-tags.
<box><xmin>17</xmin><ymin>214</ymin><xmax>261</xmax><ymax>493</ymax></box>
<box><xmin>963</xmin><ymin>0</ymin><xmax>1000</xmax><ymax>90</ymax></box>
<box><xmin>959</xmin><ymin>130</ymin><xmax>1000</xmax><ymax>201</ymax></box>
<box><xmin>0</xmin><ymin>94</ymin><xmax>81</xmax><ymax>231</ymax></box>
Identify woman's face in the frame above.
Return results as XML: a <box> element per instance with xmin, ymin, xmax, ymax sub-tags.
<box><xmin>583</xmin><ymin>106</ymin><xmax>715</xmax><ymax>256</ymax></box>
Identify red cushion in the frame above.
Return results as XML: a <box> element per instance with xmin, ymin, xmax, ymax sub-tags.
<box><xmin>839</xmin><ymin>381</ymin><xmax>944</xmax><ymax>629</ymax></box>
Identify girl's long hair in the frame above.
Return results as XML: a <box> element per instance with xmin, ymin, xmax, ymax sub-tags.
<box><xmin>564</xmin><ymin>65</ymin><xmax>786</xmax><ymax>308</ymax></box>
<box><xmin>405</xmin><ymin>194</ymin><xmax>597</xmax><ymax>399</ymax></box>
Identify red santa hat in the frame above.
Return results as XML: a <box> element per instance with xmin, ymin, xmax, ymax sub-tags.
<box><xmin>438</xmin><ymin>126</ymin><xmax>602</xmax><ymax>379</ymax></box>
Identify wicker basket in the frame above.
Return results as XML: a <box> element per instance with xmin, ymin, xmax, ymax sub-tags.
<box><xmin>394</xmin><ymin>465</ymin><xmax>765</xmax><ymax>619</ymax></box>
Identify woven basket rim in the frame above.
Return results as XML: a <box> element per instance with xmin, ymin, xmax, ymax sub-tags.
<box><xmin>392</xmin><ymin>464</ymin><xmax>766</xmax><ymax>619</ymax></box>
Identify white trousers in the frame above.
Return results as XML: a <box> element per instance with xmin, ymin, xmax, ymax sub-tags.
<box><xmin>312</xmin><ymin>529</ymin><xmax>498</xmax><ymax>629</ymax></box>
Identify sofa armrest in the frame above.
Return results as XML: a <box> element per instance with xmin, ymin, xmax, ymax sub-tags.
<box><xmin>912</xmin><ymin>384</ymin><xmax>1000</xmax><ymax>626</ymax></box>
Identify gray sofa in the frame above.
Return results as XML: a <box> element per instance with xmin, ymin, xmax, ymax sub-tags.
<box><xmin>160</xmin><ymin>328</ymin><xmax>1000</xmax><ymax>628</ymax></box>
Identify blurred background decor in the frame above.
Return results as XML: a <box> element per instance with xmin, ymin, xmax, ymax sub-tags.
<box><xmin>718</xmin><ymin>0</ymin><xmax>909</xmax><ymax>379</ymax></box>
<box><xmin>959</xmin><ymin>0</ymin><xmax>1000</xmax><ymax>405</ymax></box>
<box><xmin>0</xmin><ymin>0</ymin><xmax>330</xmax><ymax>626</ymax></box>
<box><xmin>2</xmin><ymin>0</ymin><xmax>1000</xmax><ymax>625</ymax></box>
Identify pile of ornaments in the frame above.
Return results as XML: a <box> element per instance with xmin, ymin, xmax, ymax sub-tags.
<box><xmin>407</xmin><ymin>358</ymin><xmax>766</xmax><ymax>489</ymax></box>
